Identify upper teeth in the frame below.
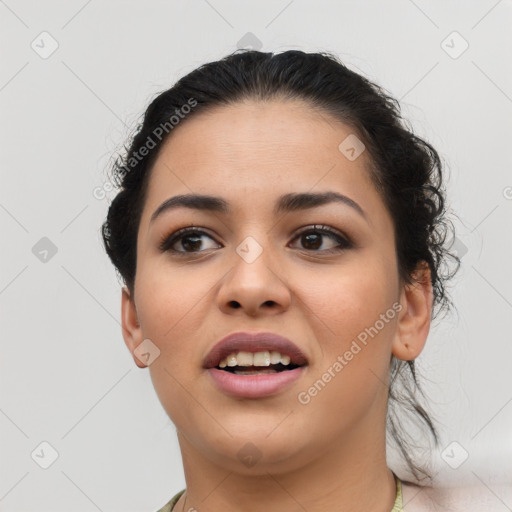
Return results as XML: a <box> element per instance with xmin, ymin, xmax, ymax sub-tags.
<box><xmin>218</xmin><ymin>351</ymin><xmax>291</xmax><ymax>368</ymax></box>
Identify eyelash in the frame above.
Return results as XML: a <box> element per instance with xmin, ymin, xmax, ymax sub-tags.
<box><xmin>158</xmin><ymin>224</ymin><xmax>353</xmax><ymax>256</ymax></box>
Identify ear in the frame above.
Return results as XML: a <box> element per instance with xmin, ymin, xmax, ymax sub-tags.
<box><xmin>121</xmin><ymin>286</ymin><xmax>146</xmax><ymax>368</ymax></box>
<box><xmin>392</xmin><ymin>261</ymin><xmax>433</xmax><ymax>361</ymax></box>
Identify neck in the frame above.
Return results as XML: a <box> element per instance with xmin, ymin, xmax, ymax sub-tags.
<box><xmin>175</xmin><ymin>418</ymin><xmax>397</xmax><ymax>512</ymax></box>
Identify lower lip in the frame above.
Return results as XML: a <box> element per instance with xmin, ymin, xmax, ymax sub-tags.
<box><xmin>207</xmin><ymin>367</ymin><xmax>306</xmax><ymax>399</ymax></box>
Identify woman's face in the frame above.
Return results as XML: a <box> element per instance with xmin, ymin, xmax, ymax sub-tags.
<box><xmin>122</xmin><ymin>99</ymin><xmax>429</xmax><ymax>473</ymax></box>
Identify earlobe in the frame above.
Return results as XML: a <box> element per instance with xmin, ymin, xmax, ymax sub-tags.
<box><xmin>121</xmin><ymin>285</ymin><xmax>146</xmax><ymax>368</ymax></box>
<box><xmin>392</xmin><ymin>262</ymin><xmax>433</xmax><ymax>361</ymax></box>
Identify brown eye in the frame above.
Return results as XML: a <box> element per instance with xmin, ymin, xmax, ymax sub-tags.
<box><xmin>159</xmin><ymin>228</ymin><xmax>220</xmax><ymax>253</ymax></box>
<box><xmin>290</xmin><ymin>225</ymin><xmax>352</xmax><ymax>252</ymax></box>
<box><xmin>159</xmin><ymin>224</ymin><xmax>353</xmax><ymax>256</ymax></box>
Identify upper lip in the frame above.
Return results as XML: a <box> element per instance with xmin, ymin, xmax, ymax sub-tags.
<box><xmin>203</xmin><ymin>331</ymin><xmax>308</xmax><ymax>369</ymax></box>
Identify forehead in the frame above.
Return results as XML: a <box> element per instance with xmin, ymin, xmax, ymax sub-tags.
<box><xmin>140</xmin><ymin>99</ymin><xmax>388</xmax><ymax>228</ymax></box>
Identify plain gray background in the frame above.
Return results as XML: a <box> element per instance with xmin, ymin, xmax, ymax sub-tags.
<box><xmin>1</xmin><ymin>1</ymin><xmax>511</xmax><ymax>510</ymax></box>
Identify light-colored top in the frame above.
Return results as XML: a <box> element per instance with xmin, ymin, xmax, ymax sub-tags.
<box><xmin>156</xmin><ymin>474</ymin><xmax>403</xmax><ymax>511</ymax></box>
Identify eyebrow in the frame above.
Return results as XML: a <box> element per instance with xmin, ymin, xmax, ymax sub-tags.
<box><xmin>150</xmin><ymin>191</ymin><xmax>368</xmax><ymax>224</ymax></box>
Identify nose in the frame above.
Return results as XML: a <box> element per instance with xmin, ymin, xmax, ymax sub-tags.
<box><xmin>216</xmin><ymin>236</ymin><xmax>292</xmax><ymax>317</ymax></box>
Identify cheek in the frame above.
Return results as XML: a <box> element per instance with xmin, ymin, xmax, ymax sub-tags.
<box><xmin>294</xmin><ymin>256</ymin><xmax>397</xmax><ymax>348</ymax></box>
<box><xmin>292</xmin><ymin>255</ymin><xmax>398</xmax><ymax>415</ymax></box>
<box><xmin>135</xmin><ymin>259</ymin><xmax>214</xmax><ymax>345</ymax></box>
<box><xmin>137</xmin><ymin>263</ymin><xmax>211</xmax><ymax>425</ymax></box>
<box><xmin>294</xmin><ymin>266</ymin><xmax>395</xmax><ymax>425</ymax></box>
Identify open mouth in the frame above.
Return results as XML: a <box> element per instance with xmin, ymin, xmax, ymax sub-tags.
<box><xmin>205</xmin><ymin>340</ymin><xmax>308</xmax><ymax>398</ymax></box>
<box><xmin>212</xmin><ymin>350</ymin><xmax>305</xmax><ymax>376</ymax></box>
<box><xmin>217</xmin><ymin>362</ymin><xmax>301</xmax><ymax>375</ymax></box>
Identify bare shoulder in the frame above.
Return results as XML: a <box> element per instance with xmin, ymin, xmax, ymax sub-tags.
<box><xmin>401</xmin><ymin>480</ymin><xmax>512</xmax><ymax>512</ymax></box>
